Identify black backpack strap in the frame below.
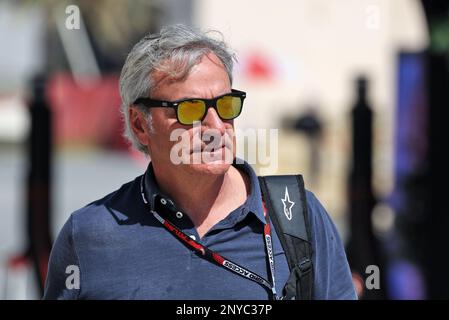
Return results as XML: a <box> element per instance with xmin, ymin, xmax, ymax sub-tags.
<box><xmin>258</xmin><ymin>175</ymin><xmax>314</xmax><ymax>300</ymax></box>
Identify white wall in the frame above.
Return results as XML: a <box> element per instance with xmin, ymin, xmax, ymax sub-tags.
<box><xmin>194</xmin><ymin>0</ymin><xmax>428</xmax><ymax>128</ymax></box>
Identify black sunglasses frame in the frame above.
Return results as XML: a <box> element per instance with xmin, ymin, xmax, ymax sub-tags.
<box><xmin>133</xmin><ymin>89</ymin><xmax>246</xmax><ymax>125</ymax></box>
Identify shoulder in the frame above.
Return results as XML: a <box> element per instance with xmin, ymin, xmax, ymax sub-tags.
<box><xmin>44</xmin><ymin>176</ymin><xmax>145</xmax><ymax>299</ymax></box>
<box><xmin>70</xmin><ymin>175</ymin><xmax>144</xmax><ymax>233</ymax></box>
<box><xmin>53</xmin><ymin>175</ymin><xmax>150</xmax><ymax>258</ymax></box>
<box><xmin>304</xmin><ymin>190</ymin><xmax>344</xmax><ymax>267</ymax></box>
<box><xmin>304</xmin><ymin>190</ymin><xmax>357</xmax><ymax>300</ymax></box>
<box><xmin>304</xmin><ymin>190</ymin><xmax>340</xmax><ymax>241</ymax></box>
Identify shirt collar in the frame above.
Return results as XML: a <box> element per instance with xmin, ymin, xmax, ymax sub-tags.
<box><xmin>143</xmin><ymin>158</ymin><xmax>266</xmax><ymax>225</ymax></box>
<box><xmin>143</xmin><ymin>164</ymin><xmax>174</xmax><ymax>211</ymax></box>
<box><xmin>232</xmin><ymin>159</ymin><xmax>266</xmax><ymax>224</ymax></box>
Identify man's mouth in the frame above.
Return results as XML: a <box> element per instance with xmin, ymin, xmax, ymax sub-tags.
<box><xmin>191</xmin><ymin>138</ymin><xmax>232</xmax><ymax>154</ymax></box>
<box><xmin>192</xmin><ymin>144</ymin><xmax>224</xmax><ymax>155</ymax></box>
<box><xmin>206</xmin><ymin>145</ymin><xmax>225</xmax><ymax>153</ymax></box>
<box><xmin>206</xmin><ymin>140</ymin><xmax>225</xmax><ymax>151</ymax></box>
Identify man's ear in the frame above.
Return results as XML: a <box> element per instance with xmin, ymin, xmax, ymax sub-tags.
<box><xmin>129</xmin><ymin>106</ymin><xmax>151</xmax><ymax>147</ymax></box>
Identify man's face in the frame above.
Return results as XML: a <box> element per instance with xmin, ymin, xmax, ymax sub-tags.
<box><xmin>133</xmin><ymin>53</ymin><xmax>237</xmax><ymax>176</ymax></box>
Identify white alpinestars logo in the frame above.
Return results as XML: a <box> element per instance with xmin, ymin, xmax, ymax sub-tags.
<box><xmin>281</xmin><ymin>186</ymin><xmax>295</xmax><ymax>221</ymax></box>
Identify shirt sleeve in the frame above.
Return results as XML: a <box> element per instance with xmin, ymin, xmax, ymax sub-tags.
<box><xmin>42</xmin><ymin>214</ymin><xmax>81</xmax><ymax>300</ymax></box>
<box><xmin>306</xmin><ymin>191</ymin><xmax>357</xmax><ymax>300</ymax></box>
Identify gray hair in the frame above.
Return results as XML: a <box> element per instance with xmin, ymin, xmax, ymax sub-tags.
<box><xmin>119</xmin><ymin>24</ymin><xmax>236</xmax><ymax>154</ymax></box>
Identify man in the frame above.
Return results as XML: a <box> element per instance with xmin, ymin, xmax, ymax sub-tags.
<box><xmin>43</xmin><ymin>24</ymin><xmax>356</xmax><ymax>300</ymax></box>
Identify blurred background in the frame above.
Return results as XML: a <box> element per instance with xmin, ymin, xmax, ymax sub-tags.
<box><xmin>0</xmin><ymin>0</ymin><xmax>448</xmax><ymax>300</ymax></box>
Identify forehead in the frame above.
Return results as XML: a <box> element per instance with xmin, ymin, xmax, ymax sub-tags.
<box><xmin>150</xmin><ymin>53</ymin><xmax>231</xmax><ymax>101</ymax></box>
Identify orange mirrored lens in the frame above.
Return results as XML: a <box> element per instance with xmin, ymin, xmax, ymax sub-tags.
<box><xmin>178</xmin><ymin>100</ymin><xmax>206</xmax><ymax>124</ymax></box>
<box><xmin>216</xmin><ymin>96</ymin><xmax>242</xmax><ymax>120</ymax></box>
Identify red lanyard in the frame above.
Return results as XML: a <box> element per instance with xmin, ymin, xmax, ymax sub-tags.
<box><xmin>140</xmin><ymin>176</ymin><xmax>278</xmax><ymax>300</ymax></box>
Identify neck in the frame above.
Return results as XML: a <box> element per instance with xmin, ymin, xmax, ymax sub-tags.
<box><xmin>151</xmin><ymin>162</ymin><xmax>250</xmax><ymax>238</ymax></box>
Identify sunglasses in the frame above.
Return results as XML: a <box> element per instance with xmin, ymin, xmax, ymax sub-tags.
<box><xmin>133</xmin><ymin>89</ymin><xmax>246</xmax><ymax>125</ymax></box>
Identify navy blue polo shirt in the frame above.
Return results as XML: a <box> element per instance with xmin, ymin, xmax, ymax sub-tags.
<box><xmin>43</xmin><ymin>160</ymin><xmax>356</xmax><ymax>300</ymax></box>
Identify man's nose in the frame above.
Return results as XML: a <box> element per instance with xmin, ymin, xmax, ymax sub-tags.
<box><xmin>201</xmin><ymin>107</ymin><xmax>226</xmax><ymax>134</ymax></box>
